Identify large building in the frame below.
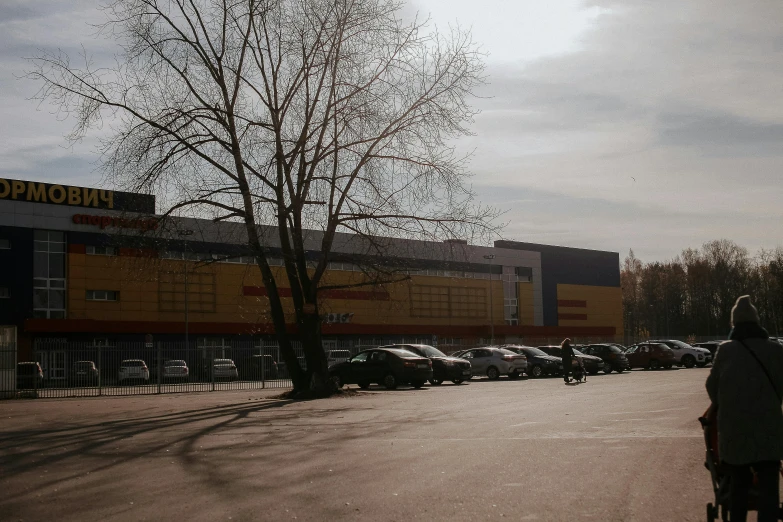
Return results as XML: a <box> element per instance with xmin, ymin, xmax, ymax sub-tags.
<box><xmin>0</xmin><ymin>178</ymin><xmax>622</xmax><ymax>365</ymax></box>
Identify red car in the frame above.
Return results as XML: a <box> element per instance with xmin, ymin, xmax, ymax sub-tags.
<box><xmin>625</xmin><ymin>343</ymin><xmax>676</xmax><ymax>370</ymax></box>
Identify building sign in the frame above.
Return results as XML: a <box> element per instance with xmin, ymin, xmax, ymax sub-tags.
<box><xmin>72</xmin><ymin>214</ymin><xmax>159</xmax><ymax>231</ymax></box>
<box><xmin>0</xmin><ymin>178</ymin><xmax>155</xmax><ymax>213</ymax></box>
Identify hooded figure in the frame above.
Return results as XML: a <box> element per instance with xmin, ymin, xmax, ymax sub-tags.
<box><xmin>706</xmin><ymin>295</ymin><xmax>783</xmax><ymax>522</ymax></box>
<box><xmin>561</xmin><ymin>338</ymin><xmax>574</xmax><ymax>384</ymax></box>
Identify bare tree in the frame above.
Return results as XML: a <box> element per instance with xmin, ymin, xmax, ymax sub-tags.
<box><xmin>28</xmin><ymin>0</ymin><xmax>496</xmax><ymax>393</ymax></box>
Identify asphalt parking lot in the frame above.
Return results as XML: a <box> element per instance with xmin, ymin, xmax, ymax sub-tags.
<box><xmin>1</xmin><ymin>368</ymin><xmax>714</xmax><ymax>521</ymax></box>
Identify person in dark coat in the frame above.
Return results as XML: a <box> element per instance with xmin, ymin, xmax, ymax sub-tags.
<box><xmin>706</xmin><ymin>295</ymin><xmax>783</xmax><ymax>522</ymax></box>
<box><xmin>561</xmin><ymin>338</ymin><xmax>574</xmax><ymax>383</ymax></box>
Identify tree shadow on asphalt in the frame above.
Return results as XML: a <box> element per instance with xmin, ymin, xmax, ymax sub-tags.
<box><xmin>0</xmin><ymin>392</ymin><xmax>440</xmax><ymax>517</ymax></box>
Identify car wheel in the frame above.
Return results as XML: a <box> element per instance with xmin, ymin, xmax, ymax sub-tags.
<box><xmin>452</xmin><ymin>379</ymin><xmax>463</xmax><ymax>385</ymax></box>
<box><xmin>588</xmin><ymin>369</ymin><xmax>598</xmax><ymax>375</ymax></box>
<box><xmin>412</xmin><ymin>380</ymin><xmax>425</xmax><ymax>389</ymax></box>
<box><xmin>603</xmin><ymin>365</ymin><xmax>613</xmax><ymax>374</ymax></box>
<box><xmin>383</xmin><ymin>373</ymin><xmax>398</xmax><ymax>390</ymax></box>
<box><xmin>508</xmin><ymin>371</ymin><xmax>520</xmax><ymax>379</ymax></box>
<box><xmin>649</xmin><ymin>359</ymin><xmax>661</xmax><ymax>370</ymax></box>
<box><xmin>615</xmin><ymin>367</ymin><xmax>624</xmax><ymax>373</ymax></box>
<box><xmin>429</xmin><ymin>378</ymin><xmax>443</xmax><ymax>386</ymax></box>
<box><xmin>664</xmin><ymin>364</ymin><xmax>673</xmax><ymax>369</ymax></box>
<box><xmin>682</xmin><ymin>355</ymin><xmax>696</xmax><ymax>368</ymax></box>
<box><xmin>486</xmin><ymin>366</ymin><xmax>500</xmax><ymax>380</ymax></box>
<box><xmin>330</xmin><ymin>374</ymin><xmax>343</xmax><ymax>389</ymax></box>
<box><xmin>696</xmin><ymin>362</ymin><xmax>707</xmax><ymax>368</ymax></box>
<box><xmin>357</xmin><ymin>380</ymin><xmax>370</xmax><ymax>389</ymax></box>
<box><xmin>530</xmin><ymin>365</ymin><xmax>543</xmax><ymax>378</ymax></box>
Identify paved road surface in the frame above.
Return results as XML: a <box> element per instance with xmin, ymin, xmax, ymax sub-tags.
<box><xmin>1</xmin><ymin>368</ymin><xmax>715</xmax><ymax>521</ymax></box>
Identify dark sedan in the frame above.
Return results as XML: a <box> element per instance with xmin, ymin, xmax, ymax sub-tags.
<box><xmin>17</xmin><ymin>362</ymin><xmax>44</xmax><ymax>389</ymax></box>
<box><xmin>329</xmin><ymin>348</ymin><xmax>432</xmax><ymax>390</ymax></box>
<box><xmin>503</xmin><ymin>346</ymin><xmax>562</xmax><ymax>378</ymax></box>
<box><xmin>581</xmin><ymin>344</ymin><xmax>630</xmax><ymax>373</ymax></box>
<box><xmin>383</xmin><ymin>344</ymin><xmax>471</xmax><ymax>385</ymax></box>
<box><xmin>692</xmin><ymin>341</ymin><xmax>723</xmax><ymax>356</ymax></box>
<box><xmin>539</xmin><ymin>345</ymin><xmax>605</xmax><ymax>375</ymax></box>
<box><xmin>69</xmin><ymin>360</ymin><xmax>99</xmax><ymax>385</ymax></box>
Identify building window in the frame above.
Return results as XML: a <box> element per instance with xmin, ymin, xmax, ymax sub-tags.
<box><xmin>86</xmin><ymin>290</ymin><xmax>119</xmax><ymax>301</ymax></box>
<box><xmin>159</xmin><ymin>271</ymin><xmax>216</xmax><ymax>312</ymax></box>
<box><xmin>33</xmin><ymin>230</ymin><xmax>66</xmax><ymax>319</ymax></box>
<box><xmin>502</xmin><ymin>267</ymin><xmax>520</xmax><ymax>325</ymax></box>
<box><xmin>410</xmin><ymin>285</ymin><xmax>487</xmax><ymax>319</ymax></box>
<box><xmin>86</xmin><ymin>245</ymin><xmax>116</xmax><ymax>256</ymax></box>
<box><xmin>0</xmin><ymin>287</ymin><xmax>9</xmax><ymax>298</ymax></box>
<box><xmin>0</xmin><ymin>239</ymin><xmax>10</xmax><ymax>249</ymax></box>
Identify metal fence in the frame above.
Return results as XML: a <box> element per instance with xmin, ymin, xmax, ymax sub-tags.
<box><xmin>4</xmin><ymin>340</ymin><xmax>305</xmax><ymax>399</ymax></box>
<box><xmin>2</xmin><ymin>334</ymin><xmax>649</xmax><ymax>400</ymax></box>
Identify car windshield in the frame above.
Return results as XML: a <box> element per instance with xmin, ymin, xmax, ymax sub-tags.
<box><xmin>214</xmin><ymin>359</ymin><xmax>233</xmax><ymax>364</ymax></box>
<box><xmin>606</xmin><ymin>346</ymin><xmax>623</xmax><ymax>354</ymax></box>
<box><xmin>666</xmin><ymin>340</ymin><xmax>694</xmax><ymax>349</ymax></box>
<box><xmin>122</xmin><ymin>360</ymin><xmax>144</xmax><ymax>366</ymax></box>
<box><xmin>523</xmin><ymin>347</ymin><xmax>548</xmax><ymax>357</ymax></box>
<box><xmin>165</xmin><ymin>360</ymin><xmax>186</xmax><ymax>366</ymax></box>
<box><xmin>388</xmin><ymin>349</ymin><xmax>420</xmax><ymax>358</ymax></box>
<box><xmin>414</xmin><ymin>345</ymin><xmax>447</xmax><ymax>358</ymax></box>
<box><xmin>498</xmin><ymin>348</ymin><xmax>519</xmax><ymax>355</ymax></box>
<box><xmin>74</xmin><ymin>362</ymin><xmax>94</xmax><ymax>368</ymax></box>
<box><xmin>572</xmin><ymin>348</ymin><xmax>585</xmax><ymax>356</ymax></box>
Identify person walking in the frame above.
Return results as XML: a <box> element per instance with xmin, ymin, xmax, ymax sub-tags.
<box><xmin>706</xmin><ymin>295</ymin><xmax>783</xmax><ymax>522</ymax></box>
<box><xmin>561</xmin><ymin>338</ymin><xmax>574</xmax><ymax>384</ymax></box>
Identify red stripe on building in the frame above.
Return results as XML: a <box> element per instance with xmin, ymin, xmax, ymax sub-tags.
<box><xmin>242</xmin><ymin>286</ymin><xmax>293</xmax><ymax>297</ymax></box>
<box><xmin>557</xmin><ymin>300</ymin><xmax>587</xmax><ymax>308</ymax></box>
<box><xmin>320</xmin><ymin>289</ymin><xmax>390</xmax><ymax>301</ymax></box>
<box><xmin>242</xmin><ymin>286</ymin><xmax>389</xmax><ymax>300</ymax></box>
<box><xmin>68</xmin><ymin>243</ymin><xmax>86</xmax><ymax>254</ymax></box>
<box><xmin>558</xmin><ymin>313</ymin><xmax>588</xmax><ymax>321</ymax></box>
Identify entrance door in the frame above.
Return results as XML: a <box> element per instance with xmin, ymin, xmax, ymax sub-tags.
<box><xmin>38</xmin><ymin>351</ymin><xmax>66</xmax><ymax>382</ymax></box>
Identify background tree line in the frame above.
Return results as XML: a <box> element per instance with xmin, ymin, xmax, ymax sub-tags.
<box><xmin>621</xmin><ymin>240</ymin><xmax>783</xmax><ymax>342</ymax></box>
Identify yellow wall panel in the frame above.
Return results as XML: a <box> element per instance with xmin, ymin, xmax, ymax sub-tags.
<box><xmin>556</xmin><ymin>284</ymin><xmax>623</xmax><ymax>340</ymax></box>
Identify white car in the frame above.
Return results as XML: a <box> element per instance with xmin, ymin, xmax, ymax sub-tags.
<box><xmin>212</xmin><ymin>359</ymin><xmax>238</xmax><ymax>381</ymax></box>
<box><xmin>457</xmin><ymin>347</ymin><xmax>527</xmax><ymax>380</ymax></box>
<box><xmin>118</xmin><ymin>359</ymin><xmax>150</xmax><ymax>383</ymax></box>
<box><xmin>648</xmin><ymin>340</ymin><xmax>712</xmax><ymax>368</ymax></box>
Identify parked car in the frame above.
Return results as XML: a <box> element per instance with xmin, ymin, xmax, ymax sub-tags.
<box><xmin>581</xmin><ymin>344</ymin><xmax>630</xmax><ymax>373</ymax></box>
<box><xmin>692</xmin><ymin>341</ymin><xmax>724</xmax><ymax>356</ymax></box>
<box><xmin>456</xmin><ymin>347</ymin><xmax>528</xmax><ymax>380</ymax></box>
<box><xmin>118</xmin><ymin>359</ymin><xmax>150</xmax><ymax>383</ymax></box>
<box><xmin>326</xmin><ymin>350</ymin><xmax>352</xmax><ymax>367</ymax></box>
<box><xmin>625</xmin><ymin>343</ymin><xmax>676</xmax><ymax>370</ymax></box>
<box><xmin>248</xmin><ymin>354</ymin><xmax>278</xmax><ymax>380</ymax></box>
<box><xmin>162</xmin><ymin>359</ymin><xmax>189</xmax><ymax>382</ymax></box>
<box><xmin>538</xmin><ymin>345</ymin><xmax>605</xmax><ymax>375</ymax></box>
<box><xmin>503</xmin><ymin>346</ymin><xmax>562</xmax><ymax>378</ymax></box>
<box><xmin>212</xmin><ymin>358</ymin><xmax>239</xmax><ymax>381</ymax></box>
<box><xmin>648</xmin><ymin>339</ymin><xmax>712</xmax><ymax>367</ymax></box>
<box><xmin>329</xmin><ymin>347</ymin><xmax>432</xmax><ymax>389</ymax></box>
<box><xmin>17</xmin><ymin>362</ymin><xmax>44</xmax><ymax>389</ymax></box>
<box><xmin>384</xmin><ymin>344</ymin><xmax>472</xmax><ymax>385</ymax></box>
<box><xmin>69</xmin><ymin>360</ymin><xmax>99</xmax><ymax>385</ymax></box>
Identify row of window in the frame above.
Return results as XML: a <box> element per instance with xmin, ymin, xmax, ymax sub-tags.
<box><xmin>85</xmin><ymin>247</ymin><xmax>533</xmax><ymax>282</ymax></box>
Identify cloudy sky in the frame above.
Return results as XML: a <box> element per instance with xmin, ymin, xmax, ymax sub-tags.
<box><xmin>1</xmin><ymin>0</ymin><xmax>782</xmax><ymax>261</ymax></box>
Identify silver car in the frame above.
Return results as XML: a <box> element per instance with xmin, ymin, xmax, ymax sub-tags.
<box><xmin>458</xmin><ymin>347</ymin><xmax>527</xmax><ymax>380</ymax></box>
<box><xmin>118</xmin><ymin>359</ymin><xmax>150</xmax><ymax>383</ymax></box>
<box><xmin>212</xmin><ymin>358</ymin><xmax>238</xmax><ymax>381</ymax></box>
